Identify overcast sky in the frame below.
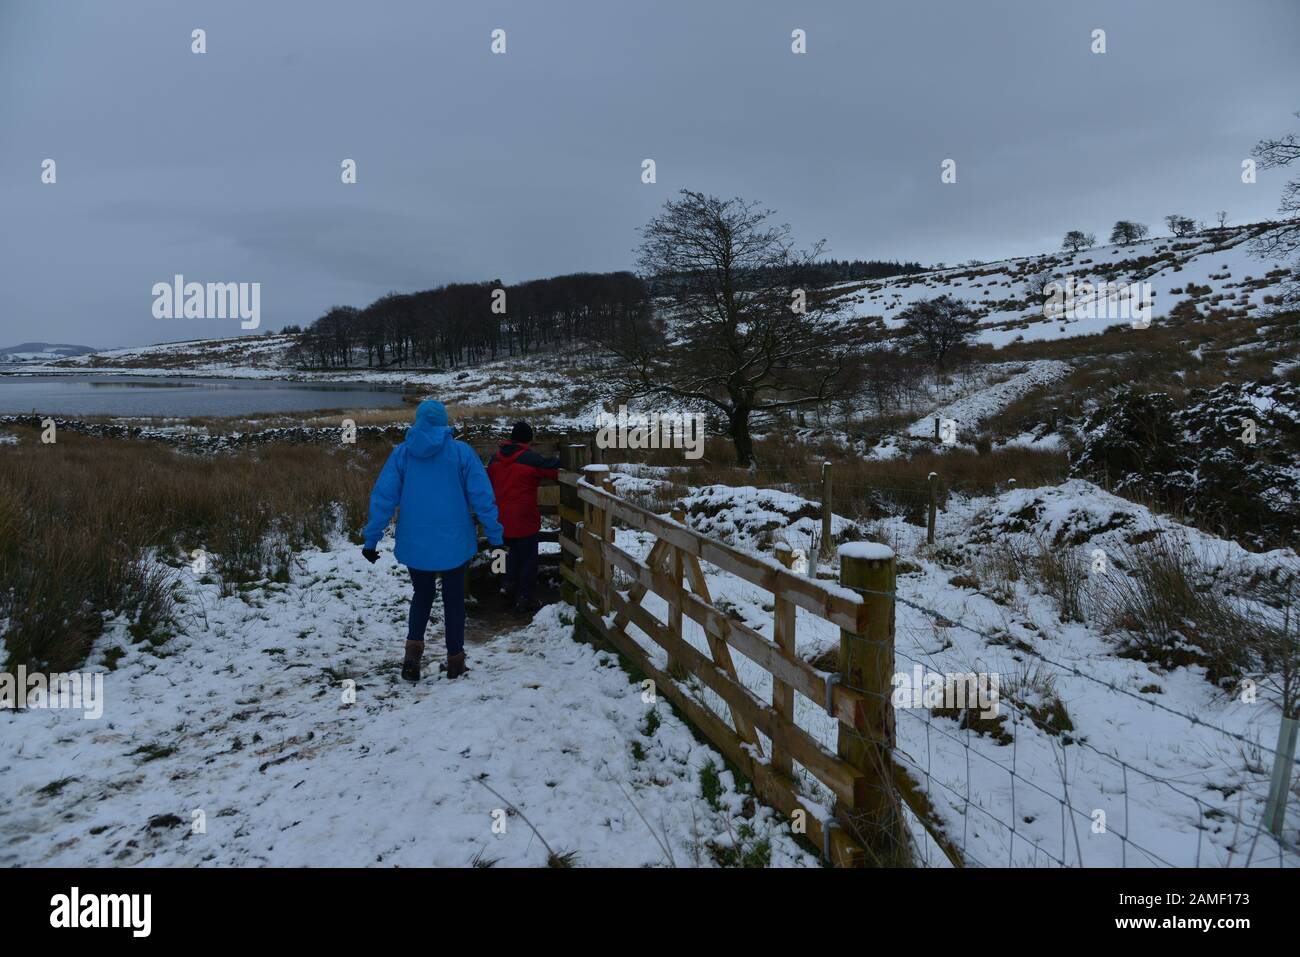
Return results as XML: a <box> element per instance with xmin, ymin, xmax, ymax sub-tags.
<box><xmin>2</xmin><ymin>0</ymin><xmax>1297</xmax><ymax>348</ymax></box>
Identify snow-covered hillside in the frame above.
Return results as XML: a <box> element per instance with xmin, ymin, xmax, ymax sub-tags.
<box><xmin>830</xmin><ymin>222</ymin><xmax>1295</xmax><ymax>346</ymax></box>
<box><xmin>0</xmin><ymin>342</ymin><xmax>97</xmax><ymax>364</ymax></box>
<box><xmin>19</xmin><ymin>222</ymin><xmax>1294</xmax><ymax>393</ymax></box>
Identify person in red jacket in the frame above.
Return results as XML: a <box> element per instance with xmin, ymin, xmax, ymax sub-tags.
<box><xmin>487</xmin><ymin>422</ymin><xmax>561</xmax><ymax>613</ymax></box>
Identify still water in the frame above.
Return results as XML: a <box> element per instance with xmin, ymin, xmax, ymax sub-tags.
<box><xmin>0</xmin><ymin>375</ymin><xmax>408</xmax><ymax>417</ymax></box>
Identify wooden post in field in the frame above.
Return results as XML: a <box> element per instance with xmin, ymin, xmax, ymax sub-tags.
<box><xmin>598</xmin><ymin>471</ymin><xmax>616</xmax><ymax>594</ymax></box>
<box><xmin>934</xmin><ymin>416</ymin><xmax>941</xmax><ymax>442</ymax></box>
<box><xmin>837</xmin><ymin>542</ymin><xmax>907</xmax><ymax>864</ymax></box>
<box><xmin>1049</xmin><ymin>406</ymin><xmax>1059</xmax><ymax>432</ymax></box>
<box><xmin>927</xmin><ymin>471</ymin><xmax>938</xmax><ymax>546</ymax></box>
<box><xmin>559</xmin><ymin>443</ymin><xmax>589</xmax><ymax>605</ymax></box>
<box><xmin>820</xmin><ymin>461</ymin><xmax>834</xmax><ymax>561</ymax></box>
<box><xmin>771</xmin><ymin>542</ymin><xmax>797</xmax><ymax>778</ymax></box>
<box><xmin>580</xmin><ymin>463</ymin><xmax>609</xmax><ymax>613</ymax></box>
<box><xmin>666</xmin><ymin>507</ymin><xmax>688</xmax><ymax>681</ymax></box>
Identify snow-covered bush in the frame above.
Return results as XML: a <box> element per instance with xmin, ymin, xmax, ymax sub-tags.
<box><xmin>1070</xmin><ymin>381</ymin><xmax>1300</xmax><ymax>549</ymax></box>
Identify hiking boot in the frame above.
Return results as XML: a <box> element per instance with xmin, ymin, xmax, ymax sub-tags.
<box><xmin>401</xmin><ymin>640</ymin><xmax>423</xmax><ymax>682</ymax></box>
<box><xmin>440</xmin><ymin>651</ymin><xmax>469</xmax><ymax>680</ymax></box>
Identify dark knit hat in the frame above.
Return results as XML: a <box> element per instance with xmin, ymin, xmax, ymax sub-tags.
<box><xmin>509</xmin><ymin>421</ymin><xmax>533</xmax><ymax>444</ymax></box>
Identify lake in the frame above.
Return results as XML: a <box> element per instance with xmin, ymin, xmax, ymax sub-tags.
<box><xmin>0</xmin><ymin>374</ymin><xmax>409</xmax><ymax>417</ymax></box>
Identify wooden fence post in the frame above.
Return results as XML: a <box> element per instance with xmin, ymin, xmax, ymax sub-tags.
<box><xmin>559</xmin><ymin>443</ymin><xmax>589</xmax><ymax>605</ymax></box>
<box><xmin>934</xmin><ymin>416</ymin><xmax>941</xmax><ymax>442</ymax></box>
<box><xmin>666</xmin><ymin>508</ymin><xmax>688</xmax><ymax>680</ymax></box>
<box><xmin>1049</xmin><ymin>406</ymin><xmax>1058</xmax><ymax>432</ymax></box>
<box><xmin>837</xmin><ymin>542</ymin><xmax>908</xmax><ymax>864</ymax></box>
<box><xmin>820</xmin><ymin>461</ymin><xmax>834</xmax><ymax>560</ymax></box>
<box><xmin>927</xmin><ymin>471</ymin><xmax>938</xmax><ymax>545</ymax></box>
<box><xmin>772</xmin><ymin>542</ymin><xmax>797</xmax><ymax>778</ymax></box>
<box><xmin>580</xmin><ymin>463</ymin><xmax>610</xmax><ymax>613</ymax></box>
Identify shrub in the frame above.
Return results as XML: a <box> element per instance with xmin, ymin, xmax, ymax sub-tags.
<box><xmin>1033</xmin><ymin>539</ymin><xmax>1088</xmax><ymax>622</ymax></box>
<box><xmin>1091</xmin><ymin>535</ymin><xmax>1253</xmax><ymax>685</ymax></box>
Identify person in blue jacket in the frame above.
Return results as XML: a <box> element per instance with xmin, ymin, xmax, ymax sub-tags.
<box><xmin>361</xmin><ymin>399</ymin><xmax>504</xmax><ymax>682</ymax></box>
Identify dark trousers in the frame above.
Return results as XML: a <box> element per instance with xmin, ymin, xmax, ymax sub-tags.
<box><xmin>407</xmin><ymin>564</ymin><xmax>467</xmax><ymax>655</ymax></box>
<box><xmin>502</xmin><ymin>534</ymin><xmax>540</xmax><ymax>604</ymax></box>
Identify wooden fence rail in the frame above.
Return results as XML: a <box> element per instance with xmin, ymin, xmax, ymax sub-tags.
<box><xmin>556</xmin><ymin>465</ymin><xmax>963</xmax><ymax>867</ymax></box>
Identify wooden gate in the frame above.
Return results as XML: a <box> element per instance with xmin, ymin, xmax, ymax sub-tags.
<box><xmin>555</xmin><ymin>453</ymin><xmax>963</xmax><ymax>867</ymax></box>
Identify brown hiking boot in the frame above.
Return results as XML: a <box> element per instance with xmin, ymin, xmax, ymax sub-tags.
<box><xmin>401</xmin><ymin>641</ymin><xmax>423</xmax><ymax>682</ymax></box>
<box><xmin>440</xmin><ymin>651</ymin><xmax>468</xmax><ymax>680</ymax></box>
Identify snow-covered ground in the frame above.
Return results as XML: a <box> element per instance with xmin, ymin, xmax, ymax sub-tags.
<box><xmin>830</xmin><ymin>222</ymin><xmax>1295</xmax><ymax>346</ymax></box>
<box><xmin>5</xmin><ymin>467</ymin><xmax>1298</xmax><ymax>867</ymax></box>
<box><xmin>594</xmin><ymin>475</ymin><xmax>1300</xmax><ymax>867</ymax></box>
<box><xmin>1</xmin><ymin>541</ymin><xmax>815</xmax><ymax>868</ymax></box>
<box><xmin>904</xmin><ymin>360</ymin><xmax>1071</xmax><ymax>440</ymax></box>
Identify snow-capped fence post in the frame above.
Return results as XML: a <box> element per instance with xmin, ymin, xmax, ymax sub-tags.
<box><xmin>771</xmin><ymin>541</ymin><xmax>797</xmax><ymax>778</ymax></box>
<box><xmin>559</xmin><ymin>443</ymin><xmax>589</xmax><ymax>605</ymax></box>
<box><xmin>927</xmin><ymin>472</ymin><xmax>938</xmax><ymax>545</ymax></box>
<box><xmin>820</xmin><ymin>461</ymin><xmax>834</xmax><ymax>561</ymax></box>
<box><xmin>1264</xmin><ymin>716</ymin><xmax>1298</xmax><ymax>837</ymax></box>
<box><xmin>837</xmin><ymin>542</ymin><xmax>909</xmax><ymax>863</ymax></box>
<box><xmin>1049</xmin><ymin>406</ymin><xmax>1059</xmax><ymax>431</ymax></box>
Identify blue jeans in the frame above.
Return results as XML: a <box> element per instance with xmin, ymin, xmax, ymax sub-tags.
<box><xmin>502</xmin><ymin>535</ymin><xmax>539</xmax><ymax>604</ymax></box>
<box><xmin>407</xmin><ymin>564</ymin><xmax>467</xmax><ymax>655</ymax></box>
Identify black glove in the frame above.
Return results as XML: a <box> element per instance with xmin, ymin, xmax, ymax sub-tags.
<box><xmin>362</xmin><ymin>547</ymin><xmax>379</xmax><ymax>564</ymax></box>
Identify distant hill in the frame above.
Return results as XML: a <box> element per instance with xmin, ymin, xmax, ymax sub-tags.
<box><xmin>0</xmin><ymin>342</ymin><xmax>98</xmax><ymax>364</ymax></box>
<box><xmin>827</xmin><ymin>221</ymin><xmax>1296</xmax><ymax>346</ymax></box>
<box><xmin>19</xmin><ymin>221</ymin><xmax>1298</xmax><ymax>377</ymax></box>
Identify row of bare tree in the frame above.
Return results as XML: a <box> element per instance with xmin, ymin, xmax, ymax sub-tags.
<box><xmin>288</xmin><ymin>272</ymin><xmax>649</xmax><ymax>369</ymax></box>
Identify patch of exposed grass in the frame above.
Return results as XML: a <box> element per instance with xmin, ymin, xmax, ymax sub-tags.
<box><xmin>37</xmin><ymin>776</ymin><xmax>79</xmax><ymax>797</ymax></box>
<box><xmin>0</xmin><ymin>428</ymin><xmax>380</xmax><ymax>670</ymax></box>
<box><xmin>1092</xmin><ymin>535</ymin><xmax>1254</xmax><ymax>685</ymax></box>
<box><xmin>130</xmin><ymin>742</ymin><xmax>178</xmax><ymax>763</ymax></box>
<box><xmin>699</xmin><ymin>760</ymin><xmax>725</xmax><ymax>812</ymax></box>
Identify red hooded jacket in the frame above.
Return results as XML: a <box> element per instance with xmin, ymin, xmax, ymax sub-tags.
<box><xmin>487</xmin><ymin>442</ymin><xmax>561</xmax><ymax>538</ymax></box>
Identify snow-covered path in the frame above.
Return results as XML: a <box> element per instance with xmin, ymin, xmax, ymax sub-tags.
<box><xmin>904</xmin><ymin>360</ymin><xmax>1071</xmax><ymax>439</ymax></box>
<box><xmin>1</xmin><ymin>543</ymin><xmax>816</xmax><ymax>868</ymax></box>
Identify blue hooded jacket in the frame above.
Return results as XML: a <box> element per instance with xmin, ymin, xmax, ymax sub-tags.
<box><xmin>362</xmin><ymin>400</ymin><xmax>504</xmax><ymax>571</ymax></box>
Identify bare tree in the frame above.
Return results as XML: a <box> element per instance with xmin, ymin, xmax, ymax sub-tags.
<box><xmin>1023</xmin><ymin>267</ymin><xmax>1054</xmax><ymax>299</ymax></box>
<box><xmin>897</xmin><ymin>295</ymin><xmax>980</xmax><ymax>371</ymax></box>
<box><xmin>604</xmin><ymin>190</ymin><xmax>865</xmax><ymax>466</ymax></box>
<box><xmin>1215</xmin><ymin>210</ymin><xmax>1229</xmax><ymax>229</ymax></box>
<box><xmin>1062</xmin><ymin>230</ymin><xmax>1095</xmax><ymax>252</ymax></box>
<box><xmin>1250</xmin><ymin>111</ymin><xmax>1300</xmax><ymax>262</ymax></box>
<box><xmin>1110</xmin><ymin>220</ymin><xmax>1150</xmax><ymax>245</ymax></box>
<box><xmin>1164</xmin><ymin>214</ymin><xmax>1196</xmax><ymax>237</ymax></box>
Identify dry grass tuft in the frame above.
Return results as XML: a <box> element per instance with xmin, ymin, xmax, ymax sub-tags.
<box><xmin>0</xmin><ymin>427</ymin><xmax>382</xmax><ymax>670</ymax></box>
